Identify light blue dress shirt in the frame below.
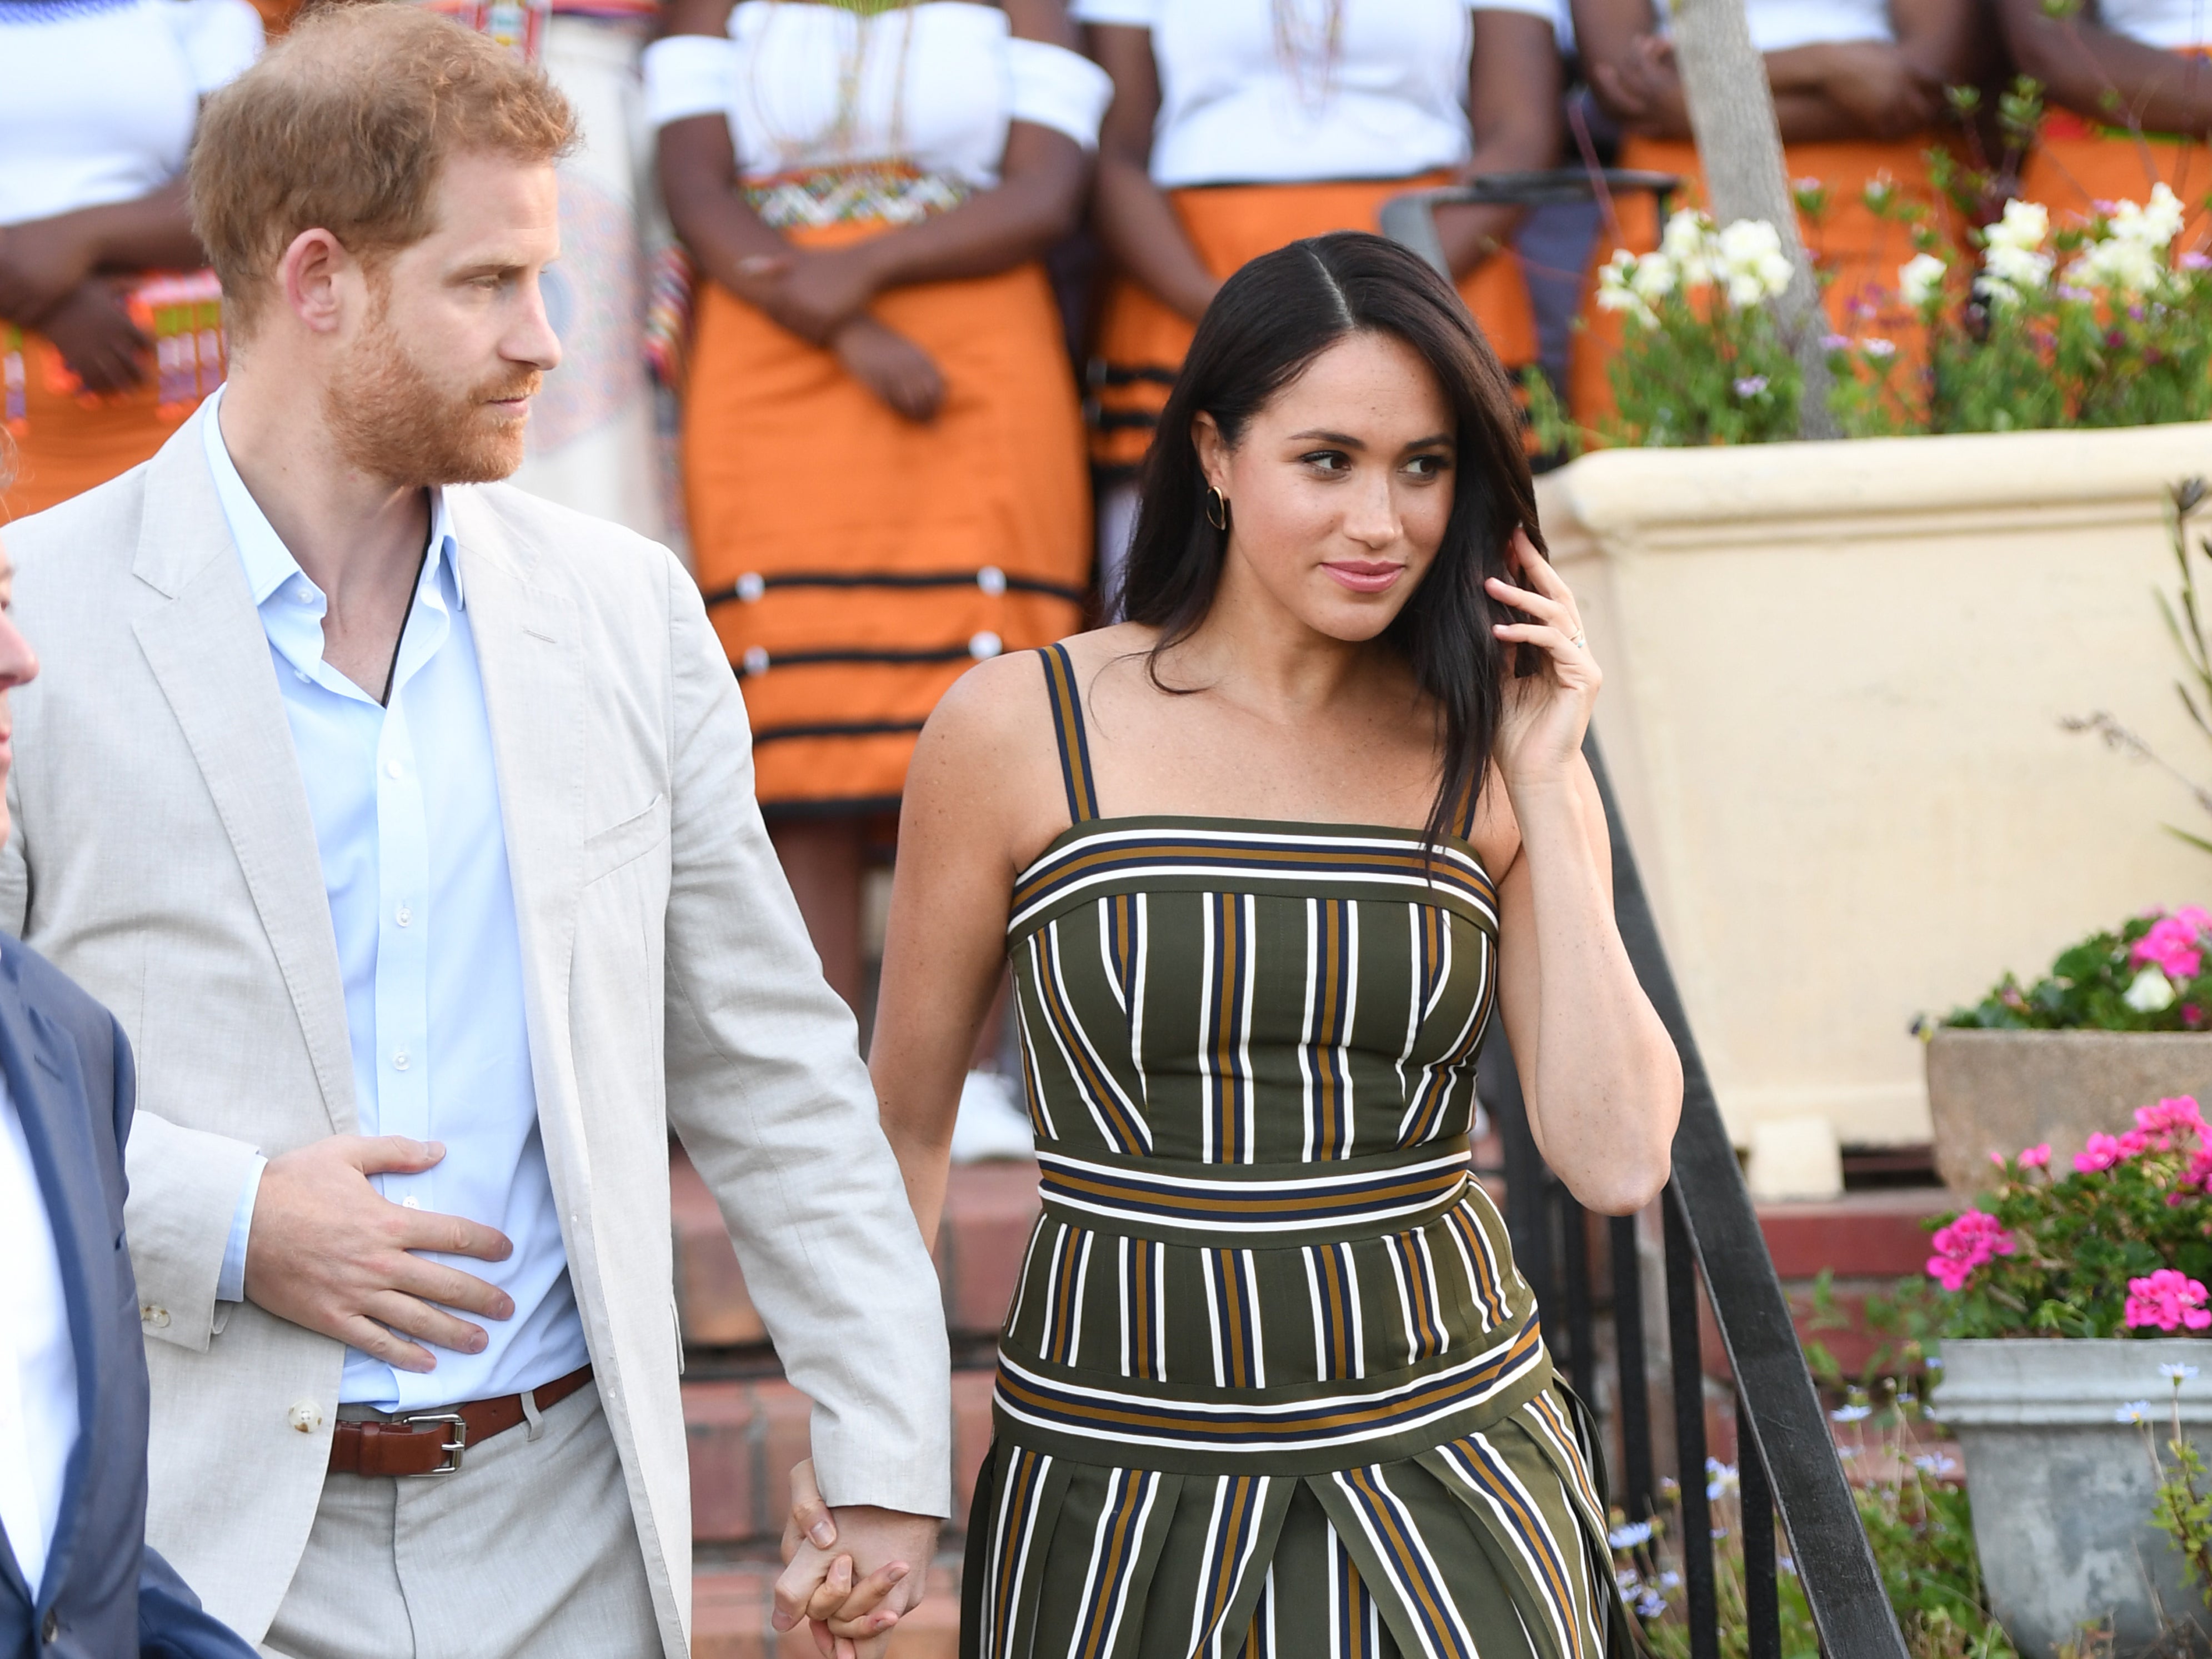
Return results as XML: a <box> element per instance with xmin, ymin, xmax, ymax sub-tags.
<box><xmin>203</xmin><ymin>392</ymin><xmax>589</xmax><ymax>1410</ymax></box>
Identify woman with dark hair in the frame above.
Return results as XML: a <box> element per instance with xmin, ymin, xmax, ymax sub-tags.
<box><xmin>788</xmin><ymin>229</ymin><xmax>1680</xmax><ymax>1659</ymax></box>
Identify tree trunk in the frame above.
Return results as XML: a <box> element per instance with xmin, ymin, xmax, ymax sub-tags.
<box><xmin>1667</xmin><ymin>0</ymin><xmax>1839</xmax><ymax>439</ymax></box>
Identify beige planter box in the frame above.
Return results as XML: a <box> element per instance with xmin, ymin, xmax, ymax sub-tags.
<box><xmin>1928</xmin><ymin>1029</ymin><xmax>2212</xmax><ymax>1192</ymax></box>
<box><xmin>1537</xmin><ymin>423</ymin><xmax>2212</xmax><ymax>1149</ymax></box>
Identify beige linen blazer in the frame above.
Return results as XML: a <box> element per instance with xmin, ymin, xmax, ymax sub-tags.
<box><xmin>0</xmin><ymin>411</ymin><xmax>952</xmax><ymax>1654</ymax></box>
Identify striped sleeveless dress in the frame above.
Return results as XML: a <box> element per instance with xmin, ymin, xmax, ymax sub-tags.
<box><xmin>962</xmin><ymin>646</ymin><xmax>1623</xmax><ymax>1659</ymax></box>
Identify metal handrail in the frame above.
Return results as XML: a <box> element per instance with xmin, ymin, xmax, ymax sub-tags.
<box><xmin>1377</xmin><ymin>167</ymin><xmax>1683</xmax><ymax>280</ymax></box>
<box><xmin>1478</xmin><ymin>733</ymin><xmax>1909</xmax><ymax>1658</ymax></box>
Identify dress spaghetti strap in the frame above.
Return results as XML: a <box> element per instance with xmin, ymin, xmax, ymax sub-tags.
<box><xmin>1038</xmin><ymin>643</ymin><xmax>1099</xmax><ymax>826</ymax></box>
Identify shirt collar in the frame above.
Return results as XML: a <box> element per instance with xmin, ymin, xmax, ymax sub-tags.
<box><xmin>201</xmin><ymin>386</ymin><xmax>463</xmax><ymax>613</ymax></box>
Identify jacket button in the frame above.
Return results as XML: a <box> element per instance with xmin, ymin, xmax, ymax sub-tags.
<box><xmin>141</xmin><ymin>1304</ymin><xmax>170</xmax><ymax>1329</ymax></box>
<box><xmin>41</xmin><ymin>1610</ymin><xmax>57</xmax><ymax>1642</ymax></box>
<box><xmin>289</xmin><ymin>1400</ymin><xmax>324</xmax><ymax>1434</ymax></box>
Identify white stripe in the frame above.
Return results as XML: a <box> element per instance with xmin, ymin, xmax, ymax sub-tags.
<box><xmin>1097</xmin><ymin>896</ymin><xmax>1127</xmax><ymax>1016</ymax></box>
<box><xmin>1199</xmin><ymin>895</ymin><xmax>1220</xmax><ymax>1164</ymax></box>
<box><xmin>1068</xmin><ymin>1228</ymin><xmax>1096</xmax><ymax>1368</ymax></box>
<box><xmin>1243</xmin><ymin>1248</ymin><xmax>1266</xmax><ymax>1390</ymax></box>
<box><xmin>1340</xmin><ymin>903</ymin><xmax>1361</xmax><ymax>1157</ymax></box>
<box><xmin>1204</xmin><ymin>1248</ymin><xmax>1229</xmax><ymax>1389</ymax></box>
<box><xmin>1152</xmin><ymin>1241</ymin><xmax>1168</xmax><ymax>1381</ymax></box>
<box><xmin>1396</xmin><ymin>905</ymin><xmax>1423</xmax><ymax>1110</ymax></box>
<box><xmin>1003</xmin><ymin>1218</ymin><xmax>1047</xmax><ymax>1338</ymax></box>
<box><xmin>1130</xmin><ymin>893</ymin><xmax>1150</xmax><ymax>1110</ymax></box>
<box><xmin>1089</xmin><ymin>1470</ymin><xmax>1163</xmax><ymax>1659</ymax></box>
<box><xmin>1385</xmin><ymin>1236</ymin><xmax>1419</xmax><ymax>1366</ymax></box>
<box><xmin>1443</xmin><ymin>1205</ymin><xmax>1489</xmax><ymax>1336</ymax></box>
<box><xmin>1344</xmin><ymin>1467</ymin><xmax>1481</xmax><ymax>1659</ymax></box>
<box><xmin>1037</xmin><ymin>1147</ymin><xmax>1471</xmax><ymax>1195</ymax></box>
<box><xmin>1013</xmin><ymin>950</ymin><xmax>1061</xmax><ymax>1141</ymax></box>
<box><xmin>1436</xmin><ymin>1436</ymin><xmax>1580</xmax><ymax>1659</ymax></box>
<box><xmin>1040</xmin><ymin>925</ymin><xmax>1152</xmax><ymax>1151</ymax></box>
<box><xmin>1118</xmin><ymin>1234</ymin><xmax>1134</xmax><ymax>1379</ymax></box>
<box><xmin>998</xmin><ymin>1451</ymin><xmax>1057</xmax><ymax>1659</ymax></box>
<box><xmin>1414</xmin><ymin>1229</ymin><xmax>1447</xmax><ymax>1354</ymax></box>
<box><xmin>1344</xmin><ymin>1242</ymin><xmax>1368</xmax><ymax>1380</ymax></box>
<box><xmin>1304</xmin><ymin>1247</ymin><xmax>1330</xmax><ymax>1382</ymax></box>
<box><xmin>1300</xmin><ymin>897</ymin><xmax>1322</xmax><ymax>1162</ymax></box>
<box><xmin>1186</xmin><ymin>1478</ymin><xmax>1234</xmax><ymax>1659</ymax></box>
<box><xmin>1238</xmin><ymin>893</ymin><xmax>1258</xmax><ymax>1164</ymax></box>
<box><xmin>1038</xmin><ymin>1225</ymin><xmax>1069</xmax><ymax>1361</ymax></box>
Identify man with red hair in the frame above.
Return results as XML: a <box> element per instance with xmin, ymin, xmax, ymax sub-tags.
<box><xmin>0</xmin><ymin>9</ymin><xmax>948</xmax><ymax>1657</ymax></box>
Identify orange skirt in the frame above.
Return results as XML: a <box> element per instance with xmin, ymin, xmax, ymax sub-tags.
<box><xmin>2</xmin><ymin>279</ymin><xmax>223</xmax><ymax>521</ymax></box>
<box><xmin>1088</xmin><ymin>174</ymin><xmax>1541</xmax><ymax>473</ymax></box>
<box><xmin>682</xmin><ymin>221</ymin><xmax>1089</xmax><ymax>810</ymax></box>
<box><xmin>1566</xmin><ymin>134</ymin><xmax>1955</xmax><ymax>425</ymax></box>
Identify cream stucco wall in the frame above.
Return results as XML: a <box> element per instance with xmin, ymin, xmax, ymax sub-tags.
<box><xmin>1537</xmin><ymin>425</ymin><xmax>2212</xmax><ymax>1147</ymax></box>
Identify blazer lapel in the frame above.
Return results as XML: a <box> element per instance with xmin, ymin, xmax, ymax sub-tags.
<box><xmin>0</xmin><ymin>952</ymin><xmax>108</xmax><ymax>1611</ymax></box>
<box><xmin>447</xmin><ymin>495</ymin><xmax>588</xmax><ymax>1164</ymax></box>
<box><xmin>127</xmin><ymin>413</ymin><xmax>357</xmax><ymax>1134</ymax></box>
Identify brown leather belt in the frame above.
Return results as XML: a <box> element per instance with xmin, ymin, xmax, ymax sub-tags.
<box><xmin>327</xmin><ymin>1364</ymin><xmax>593</xmax><ymax>1477</ymax></box>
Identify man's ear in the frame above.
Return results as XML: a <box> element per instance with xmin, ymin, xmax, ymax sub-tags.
<box><xmin>277</xmin><ymin>229</ymin><xmax>356</xmax><ymax>337</ymax></box>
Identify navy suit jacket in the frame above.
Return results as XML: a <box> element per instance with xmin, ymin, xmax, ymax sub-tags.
<box><xmin>0</xmin><ymin>938</ymin><xmax>252</xmax><ymax>1659</ymax></box>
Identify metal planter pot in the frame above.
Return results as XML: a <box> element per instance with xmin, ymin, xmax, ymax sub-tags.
<box><xmin>1935</xmin><ymin>1337</ymin><xmax>2212</xmax><ymax>1656</ymax></box>
<box><xmin>1926</xmin><ymin>1030</ymin><xmax>2212</xmax><ymax>1195</ymax></box>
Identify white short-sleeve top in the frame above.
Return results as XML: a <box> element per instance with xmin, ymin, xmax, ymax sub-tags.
<box><xmin>1068</xmin><ymin>0</ymin><xmax>1555</xmax><ymax>189</ymax></box>
<box><xmin>1653</xmin><ymin>0</ymin><xmax>1895</xmax><ymax>51</ymax></box>
<box><xmin>642</xmin><ymin>1</ymin><xmax>1112</xmax><ymax>189</ymax></box>
<box><xmin>2095</xmin><ymin>0</ymin><xmax>2210</xmax><ymax>48</ymax></box>
<box><xmin>0</xmin><ymin>0</ymin><xmax>262</xmax><ymax>229</ymax></box>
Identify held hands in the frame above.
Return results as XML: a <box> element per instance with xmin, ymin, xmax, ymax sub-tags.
<box><xmin>775</xmin><ymin>1460</ymin><xmax>939</xmax><ymax>1659</ymax></box>
<box><xmin>1487</xmin><ymin>529</ymin><xmax>1600</xmax><ymax>791</ymax></box>
<box><xmin>1589</xmin><ymin>33</ymin><xmax>1689</xmax><ymax>138</ymax></box>
<box><xmin>243</xmin><ymin>1134</ymin><xmax>516</xmax><ymax>1372</ymax></box>
<box><xmin>730</xmin><ymin>244</ymin><xmax>883</xmax><ymax>346</ymax></box>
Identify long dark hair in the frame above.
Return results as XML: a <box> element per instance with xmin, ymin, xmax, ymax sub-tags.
<box><xmin>1115</xmin><ymin>230</ymin><xmax>1542</xmax><ymax>850</ymax></box>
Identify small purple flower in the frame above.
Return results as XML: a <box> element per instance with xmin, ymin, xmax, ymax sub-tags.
<box><xmin>1821</xmin><ymin>332</ymin><xmax>1852</xmax><ymax>350</ymax></box>
<box><xmin>2182</xmin><ymin>250</ymin><xmax>2212</xmax><ymax>271</ymax></box>
<box><xmin>2130</xmin><ymin>304</ymin><xmax>2148</xmax><ymax>320</ymax></box>
<box><xmin>1733</xmin><ymin>375</ymin><xmax>1769</xmax><ymax>398</ymax></box>
<box><xmin>2058</xmin><ymin>283</ymin><xmax>2093</xmax><ymax>302</ymax></box>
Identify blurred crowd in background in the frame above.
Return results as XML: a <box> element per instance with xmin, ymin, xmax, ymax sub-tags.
<box><xmin>1</xmin><ymin>0</ymin><xmax>2206</xmax><ymax>1056</ymax></box>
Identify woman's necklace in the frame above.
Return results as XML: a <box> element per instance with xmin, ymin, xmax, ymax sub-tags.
<box><xmin>1270</xmin><ymin>0</ymin><xmax>1345</xmax><ymax>114</ymax></box>
<box><xmin>748</xmin><ymin>0</ymin><xmax>922</xmax><ymax>168</ymax></box>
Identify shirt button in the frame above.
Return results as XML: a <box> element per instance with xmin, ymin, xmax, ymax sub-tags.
<box><xmin>294</xmin><ymin>669</ymin><xmax>311</xmax><ymax>684</ymax></box>
<box><xmin>294</xmin><ymin>588</ymin><xmax>315</xmax><ymax>605</ymax></box>
<box><xmin>141</xmin><ymin>1304</ymin><xmax>170</xmax><ymax>1329</ymax></box>
<box><xmin>385</xmin><ymin>759</ymin><xmax>403</xmax><ymax>779</ymax></box>
<box><xmin>396</xmin><ymin>905</ymin><xmax>412</xmax><ymax>927</ymax></box>
<box><xmin>288</xmin><ymin>1399</ymin><xmax>323</xmax><ymax>1434</ymax></box>
<box><xmin>392</xmin><ymin>1050</ymin><xmax>410</xmax><ymax>1071</ymax></box>
<box><xmin>402</xmin><ymin>1196</ymin><xmax>422</xmax><ymax>1210</ymax></box>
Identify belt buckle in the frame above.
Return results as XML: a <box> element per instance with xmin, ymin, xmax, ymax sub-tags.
<box><xmin>399</xmin><ymin>1411</ymin><xmax>467</xmax><ymax>1476</ymax></box>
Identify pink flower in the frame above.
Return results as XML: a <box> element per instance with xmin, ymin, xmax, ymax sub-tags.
<box><xmin>2138</xmin><ymin>1096</ymin><xmax>2206</xmax><ymax>1149</ymax></box>
<box><xmin>1927</xmin><ymin>1210</ymin><xmax>2015</xmax><ymax>1291</ymax></box>
<box><xmin>2121</xmin><ymin>1130</ymin><xmax>2153</xmax><ymax>1157</ymax></box>
<box><xmin>2134</xmin><ymin>914</ymin><xmax>2209</xmax><ymax>982</ymax></box>
<box><xmin>2126</xmin><ymin>1268</ymin><xmax>2212</xmax><ymax>1331</ymax></box>
<box><xmin>2019</xmin><ymin>1143</ymin><xmax>2052</xmax><ymax>1168</ymax></box>
<box><xmin>2078</xmin><ymin>1132</ymin><xmax>2129</xmax><ymax>1172</ymax></box>
<box><xmin>2190</xmin><ymin>1146</ymin><xmax>2212</xmax><ymax>1191</ymax></box>
<box><xmin>2188</xmin><ymin>1005</ymin><xmax>2207</xmax><ymax>1030</ymax></box>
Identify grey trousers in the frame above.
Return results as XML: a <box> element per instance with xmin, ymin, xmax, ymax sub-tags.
<box><xmin>262</xmin><ymin>1378</ymin><xmax>660</xmax><ymax>1659</ymax></box>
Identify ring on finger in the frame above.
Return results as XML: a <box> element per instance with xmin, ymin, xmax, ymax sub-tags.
<box><xmin>1570</xmin><ymin>632</ymin><xmax>1587</xmax><ymax>650</ymax></box>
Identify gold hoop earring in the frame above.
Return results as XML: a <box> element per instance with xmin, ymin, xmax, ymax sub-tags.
<box><xmin>1204</xmin><ymin>486</ymin><xmax>1230</xmax><ymax>532</ymax></box>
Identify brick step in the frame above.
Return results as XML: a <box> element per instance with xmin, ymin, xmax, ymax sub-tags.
<box><xmin>694</xmin><ymin>1563</ymin><xmax>962</xmax><ymax>1659</ymax></box>
<box><xmin>674</xmin><ymin>1148</ymin><xmax>1041</xmax><ymax>1349</ymax></box>
<box><xmin>687</xmin><ymin>1371</ymin><xmax>997</xmax><ymax>1547</ymax></box>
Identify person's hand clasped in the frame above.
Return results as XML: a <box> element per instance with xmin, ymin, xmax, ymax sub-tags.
<box><xmin>774</xmin><ymin>1459</ymin><xmax>939</xmax><ymax>1659</ymax></box>
<box><xmin>34</xmin><ymin>279</ymin><xmax>152</xmax><ymax>393</ymax></box>
<box><xmin>243</xmin><ymin>1134</ymin><xmax>515</xmax><ymax>1372</ymax></box>
<box><xmin>0</xmin><ymin>218</ymin><xmax>98</xmax><ymax>329</ymax></box>
<box><xmin>1487</xmin><ymin>528</ymin><xmax>1600</xmax><ymax>788</ymax></box>
<box><xmin>833</xmin><ymin>318</ymin><xmax>946</xmax><ymax>423</ymax></box>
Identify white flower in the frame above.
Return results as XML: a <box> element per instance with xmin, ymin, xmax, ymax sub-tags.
<box><xmin>2119</xmin><ymin>1400</ymin><xmax>2153</xmax><ymax>1424</ymax></box>
<box><xmin>2127</xmin><ymin>965</ymin><xmax>2180</xmax><ymax>1014</ymax></box>
<box><xmin>1899</xmin><ymin>252</ymin><xmax>1948</xmax><ymax>308</ymax></box>
<box><xmin>2163</xmin><ymin>1362</ymin><xmax>2201</xmax><ymax>1382</ymax></box>
<box><xmin>1630</xmin><ymin>250</ymin><xmax>1680</xmax><ymax>304</ymax></box>
<box><xmin>1595</xmin><ymin>249</ymin><xmax>1658</xmax><ymax>325</ymax></box>
<box><xmin>1636</xmin><ymin>1589</ymin><xmax>1668</xmax><ymax>1618</ymax></box>
<box><xmin>1979</xmin><ymin>241</ymin><xmax>2054</xmax><ymax>307</ymax></box>
<box><xmin>1609</xmin><ymin>1520</ymin><xmax>1654</xmax><ymax>1550</ymax></box>
<box><xmin>2076</xmin><ymin>232</ymin><xmax>2170</xmax><ymax>298</ymax></box>
<box><xmin>1913</xmin><ymin>1453</ymin><xmax>1960</xmax><ymax>1476</ymax></box>
<box><xmin>1831</xmin><ymin>1402</ymin><xmax>1873</xmax><ymax>1422</ymax></box>
<box><xmin>1659</xmin><ymin>1571</ymin><xmax>1681</xmax><ymax>1589</ymax></box>
<box><xmin>1659</xmin><ymin>208</ymin><xmax>1715</xmax><ymax>287</ymax></box>
<box><xmin>1705</xmin><ymin>1458</ymin><xmax>1739</xmax><ymax>1499</ymax></box>
<box><xmin>1986</xmin><ymin>198</ymin><xmax>2050</xmax><ymax>253</ymax></box>
<box><xmin>2108</xmin><ymin>184</ymin><xmax>2186</xmax><ymax>252</ymax></box>
<box><xmin>1716</xmin><ymin>218</ymin><xmax>1795</xmax><ymax>308</ymax></box>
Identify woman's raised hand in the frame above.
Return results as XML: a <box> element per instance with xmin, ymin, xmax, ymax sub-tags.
<box><xmin>1485</xmin><ymin>528</ymin><xmax>1601</xmax><ymax>790</ymax></box>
